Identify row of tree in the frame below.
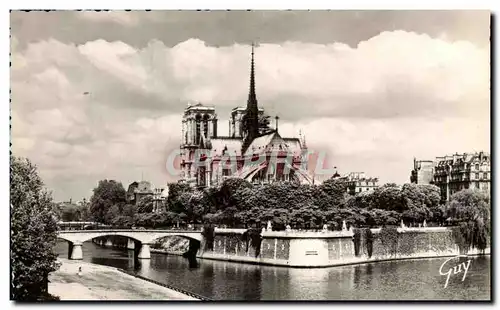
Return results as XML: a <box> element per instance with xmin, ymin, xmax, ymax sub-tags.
<box><xmin>165</xmin><ymin>178</ymin><xmax>446</xmax><ymax>230</ymax></box>
<box><xmin>67</xmin><ymin>176</ymin><xmax>490</xmax><ymax>232</ymax></box>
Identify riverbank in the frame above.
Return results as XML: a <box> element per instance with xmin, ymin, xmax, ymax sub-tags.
<box><xmin>48</xmin><ymin>259</ymin><xmax>198</xmax><ymax>300</ymax></box>
<box><xmin>151</xmin><ymin>229</ymin><xmax>490</xmax><ymax>268</ymax></box>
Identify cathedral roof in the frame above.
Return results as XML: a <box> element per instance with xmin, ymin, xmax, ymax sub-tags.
<box><xmin>234</xmin><ymin>158</ymin><xmax>314</xmax><ymax>185</ymax></box>
<box><xmin>243</xmin><ymin>132</ymin><xmax>304</xmax><ymax>157</ymax></box>
<box><xmin>244</xmin><ymin>131</ymin><xmax>285</xmax><ymax>156</ymax></box>
<box><xmin>282</xmin><ymin>138</ymin><xmax>303</xmax><ymax>155</ymax></box>
<box><xmin>209</xmin><ymin>134</ymin><xmax>305</xmax><ymax>158</ymax></box>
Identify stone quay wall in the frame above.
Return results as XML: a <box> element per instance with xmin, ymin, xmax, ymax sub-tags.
<box><xmin>198</xmin><ymin>227</ymin><xmax>490</xmax><ymax>268</ymax></box>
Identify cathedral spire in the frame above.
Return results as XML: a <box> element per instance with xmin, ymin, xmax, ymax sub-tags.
<box><xmin>246</xmin><ymin>42</ymin><xmax>259</xmax><ymax>128</ymax></box>
<box><xmin>248</xmin><ymin>42</ymin><xmax>257</xmax><ymax>106</ymax></box>
<box><xmin>242</xmin><ymin>42</ymin><xmax>260</xmax><ymax>154</ymax></box>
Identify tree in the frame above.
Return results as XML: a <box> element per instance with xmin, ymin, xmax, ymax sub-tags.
<box><xmin>418</xmin><ymin>184</ymin><xmax>441</xmax><ymax>209</ymax></box>
<box><xmin>135</xmin><ymin>212</ymin><xmax>165</xmax><ymax>228</ymax></box>
<box><xmin>56</xmin><ymin>201</ymin><xmax>90</xmax><ymax>222</ymax></box>
<box><xmin>365</xmin><ymin>209</ymin><xmax>400</xmax><ymax>227</ymax></box>
<box><xmin>318</xmin><ymin>178</ymin><xmax>348</xmax><ymax>207</ymax></box>
<box><xmin>289</xmin><ymin>203</ymin><xmax>325</xmax><ymax>229</ymax></box>
<box><xmin>166</xmin><ymin>182</ymin><xmax>192</xmax><ymax>213</ymax></box>
<box><xmin>88</xmin><ymin>180</ymin><xmax>127</xmax><ymax>224</ymax></box>
<box><xmin>345</xmin><ymin>190</ymin><xmax>375</xmax><ymax>210</ymax></box>
<box><xmin>448</xmin><ymin>189</ymin><xmax>490</xmax><ymax>252</ymax></box>
<box><xmin>105</xmin><ymin>204</ymin><xmax>121</xmax><ymax>224</ymax></box>
<box><xmin>374</xmin><ymin>185</ymin><xmax>405</xmax><ymax>212</ymax></box>
<box><xmin>137</xmin><ymin>195</ymin><xmax>154</xmax><ymax>213</ymax></box>
<box><xmin>76</xmin><ymin>204</ymin><xmax>90</xmax><ymax>221</ymax></box>
<box><xmin>429</xmin><ymin>204</ymin><xmax>447</xmax><ymax>225</ymax></box>
<box><xmin>59</xmin><ymin>204</ymin><xmax>80</xmax><ymax>222</ymax></box>
<box><xmin>11</xmin><ymin>156</ymin><xmax>60</xmax><ymax>301</ymax></box>
<box><xmin>218</xmin><ymin>178</ymin><xmax>253</xmax><ymax>209</ymax></box>
<box><xmin>177</xmin><ymin>190</ymin><xmax>208</xmax><ymax>224</ymax></box>
<box><xmin>110</xmin><ymin>203</ymin><xmax>136</xmax><ymax>228</ymax></box>
<box><xmin>448</xmin><ymin>189</ymin><xmax>490</xmax><ymax>224</ymax></box>
<box><xmin>163</xmin><ymin>211</ymin><xmax>181</xmax><ymax>227</ymax></box>
<box><xmin>122</xmin><ymin>204</ymin><xmax>136</xmax><ymax>219</ymax></box>
<box><xmin>401</xmin><ymin>184</ymin><xmax>431</xmax><ymax>225</ymax></box>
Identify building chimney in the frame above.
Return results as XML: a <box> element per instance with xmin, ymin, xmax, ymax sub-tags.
<box><xmin>275</xmin><ymin>116</ymin><xmax>279</xmax><ymax>133</ymax></box>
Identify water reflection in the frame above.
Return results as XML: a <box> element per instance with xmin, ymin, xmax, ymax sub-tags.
<box><xmin>187</xmin><ymin>256</ymin><xmax>198</xmax><ymax>269</ymax></box>
<box><xmin>201</xmin><ymin>264</ymin><xmax>214</xmax><ymax>296</ymax></box>
<box><xmin>354</xmin><ymin>265</ymin><xmax>361</xmax><ymax>287</ymax></box>
<box><xmin>54</xmin><ymin>241</ymin><xmax>490</xmax><ymax>301</ymax></box>
<box><xmin>137</xmin><ymin>258</ymin><xmax>151</xmax><ymax>271</ymax></box>
<box><xmin>127</xmin><ymin>251</ymin><xmax>135</xmax><ymax>270</ymax></box>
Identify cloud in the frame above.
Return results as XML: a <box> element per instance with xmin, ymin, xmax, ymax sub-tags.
<box><xmin>78</xmin><ymin>11</ymin><xmax>141</xmax><ymax>26</ymax></box>
<box><xmin>10</xmin><ymin>30</ymin><xmax>490</xmax><ymax>201</ymax></box>
<box><xmin>10</xmin><ymin>11</ymin><xmax>491</xmax><ymax>50</ymax></box>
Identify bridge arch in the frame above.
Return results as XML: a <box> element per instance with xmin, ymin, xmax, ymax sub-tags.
<box><xmin>148</xmin><ymin>234</ymin><xmax>202</xmax><ymax>244</ymax></box>
<box><xmin>56</xmin><ymin>230</ymin><xmax>204</xmax><ymax>261</ymax></box>
<box><xmin>58</xmin><ymin>231</ymin><xmax>146</xmax><ymax>245</ymax></box>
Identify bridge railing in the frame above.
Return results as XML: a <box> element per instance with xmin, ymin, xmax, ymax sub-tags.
<box><xmin>56</xmin><ymin>222</ymin><xmax>112</xmax><ymax>231</ymax></box>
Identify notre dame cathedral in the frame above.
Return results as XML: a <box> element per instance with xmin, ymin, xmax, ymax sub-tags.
<box><xmin>179</xmin><ymin>44</ymin><xmax>313</xmax><ymax>188</ymax></box>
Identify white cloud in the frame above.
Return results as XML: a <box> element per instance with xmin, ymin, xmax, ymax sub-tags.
<box><xmin>10</xmin><ymin>31</ymin><xmax>490</xmax><ymax>201</ymax></box>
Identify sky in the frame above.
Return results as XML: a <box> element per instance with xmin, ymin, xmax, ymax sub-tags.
<box><xmin>10</xmin><ymin>10</ymin><xmax>491</xmax><ymax>202</ymax></box>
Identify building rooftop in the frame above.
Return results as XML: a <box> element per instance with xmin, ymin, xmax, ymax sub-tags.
<box><xmin>211</xmin><ymin>137</ymin><xmax>243</xmax><ymax>157</ymax></box>
<box><xmin>185</xmin><ymin>102</ymin><xmax>216</xmax><ymax>112</ymax></box>
<box><xmin>340</xmin><ymin>172</ymin><xmax>379</xmax><ymax>182</ymax></box>
<box><xmin>435</xmin><ymin>151</ymin><xmax>490</xmax><ymax>165</ymax></box>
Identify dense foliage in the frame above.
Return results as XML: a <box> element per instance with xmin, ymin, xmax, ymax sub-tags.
<box><xmin>79</xmin><ymin>175</ymin><xmax>488</xmax><ymax>244</ymax></box>
<box><xmin>88</xmin><ymin>180</ymin><xmax>127</xmax><ymax>224</ymax></box>
<box><xmin>11</xmin><ymin>156</ymin><xmax>60</xmax><ymax>301</ymax></box>
<box><xmin>379</xmin><ymin>227</ymin><xmax>399</xmax><ymax>257</ymax></box>
<box><xmin>448</xmin><ymin>190</ymin><xmax>490</xmax><ymax>253</ymax></box>
<box><xmin>364</xmin><ymin>228</ymin><xmax>374</xmax><ymax>258</ymax></box>
<box><xmin>137</xmin><ymin>195</ymin><xmax>154</xmax><ymax>213</ymax></box>
<box><xmin>53</xmin><ymin>201</ymin><xmax>89</xmax><ymax>222</ymax></box>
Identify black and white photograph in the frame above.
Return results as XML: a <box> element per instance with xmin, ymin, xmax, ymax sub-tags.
<box><xmin>9</xmin><ymin>7</ymin><xmax>492</xmax><ymax>302</ymax></box>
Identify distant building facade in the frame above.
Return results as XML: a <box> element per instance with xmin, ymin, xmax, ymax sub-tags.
<box><xmin>127</xmin><ymin>181</ymin><xmax>167</xmax><ymax>212</ymax></box>
<box><xmin>126</xmin><ymin>181</ymin><xmax>154</xmax><ymax>205</ymax></box>
<box><xmin>338</xmin><ymin>172</ymin><xmax>379</xmax><ymax>195</ymax></box>
<box><xmin>411</xmin><ymin>151</ymin><xmax>491</xmax><ymax>201</ymax></box>
<box><xmin>410</xmin><ymin>159</ymin><xmax>435</xmax><ymax>185</ymax></box>
<box><xmin>152</xmin><ymin>187</ymin><xmax>168</xmax><ymax>213</ymax></box>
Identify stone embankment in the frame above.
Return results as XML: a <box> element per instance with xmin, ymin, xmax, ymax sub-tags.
<box><xmin>49</xmin><ymin>259</ymin><xmax>198</xmax><ymax>300</ymax></box>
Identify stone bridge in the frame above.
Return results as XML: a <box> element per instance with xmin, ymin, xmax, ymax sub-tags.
<box><xmin>57</xmin><ymin>229</ymin><xmax>204</xmax><ymax>260</ymax></box>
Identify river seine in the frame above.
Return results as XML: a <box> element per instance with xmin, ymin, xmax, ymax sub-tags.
<box><xmin>55</xmin><ymin>241</ymin><xmax>490</xmax><ymax>301</ymax></box>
